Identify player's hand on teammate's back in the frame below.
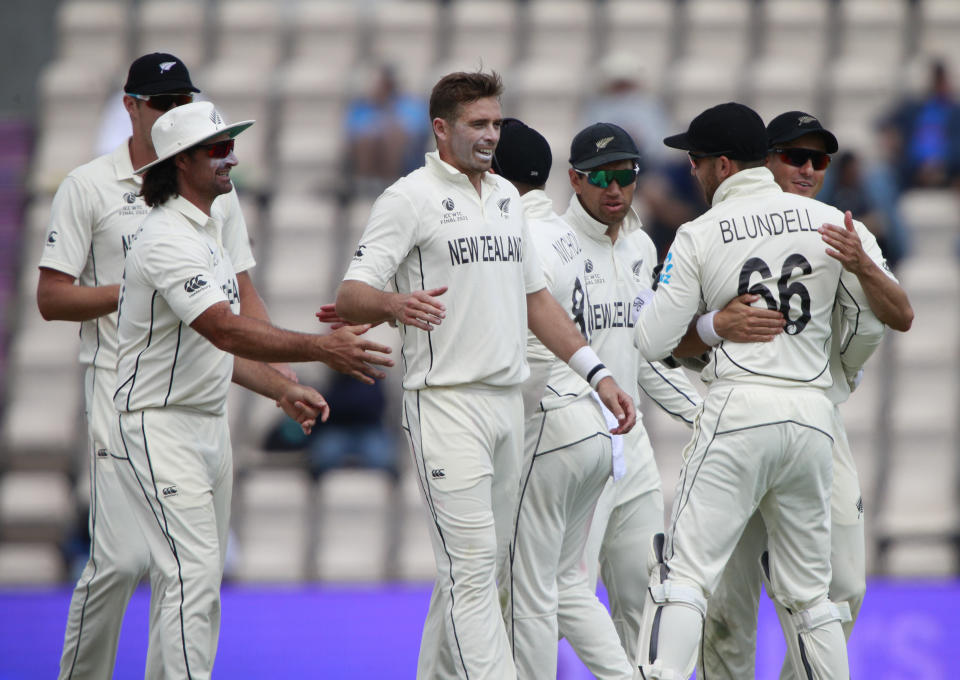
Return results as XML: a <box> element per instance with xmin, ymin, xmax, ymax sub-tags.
<box><xmin>319</xmin><ymin>325</ymin><xmax>394</xmax><ymax>384</ymax></box>
<box><xmin>820</xmin><ymin>211</ymin><xmax>870</xmax><ymax>275</ymax></box>
<box><xmin>596</xmin><ymin>377</ymin><xmax>636</xmax><ymax>435</ymax></box>
<box><xmin>714</xmin><ymin>293</ymin><xmax>786</xmax><ymax>343</ymax></box>
<box><xmin>278</xmin><ymin>384</ymin><xmax>330</xmax><ymax>435</ymax></box>
<box><xmin>390</xmin><ymin>286</ymin><xmax>448</xmax><ymax>331</ymax></box>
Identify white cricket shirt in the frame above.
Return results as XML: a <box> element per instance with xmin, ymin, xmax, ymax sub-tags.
<box><xmin>635</xmin><ymin>167</ymin><xmax>884</xmax><ymax>390</ymax></box>
<box><xmin>39</xmin><ymin>141</ymin><xmax>255</xmax><ymax>372</ymax></box>
<box><xmin>518</xmin><ymin>189</ymin><xmax>592</xmax><ymax>414</ymax></box>
<box><xmin>114</xmin><ymin>195</ymin><xmax>241</xmax><ymax>415</ymax></box>
<box><xmin>563</xmin><ymin>194</ymin><xmax>700</xmax><ymax>417</ymax></box>
<box><xmin>344</xmin><ymin>151</ymin><xmax>546</xmax><ymax>390</ymax></box>
<box><xmin>825</xmin><ymin>219</ymin><xmax>897</xmax><ymax>405</ymax></box>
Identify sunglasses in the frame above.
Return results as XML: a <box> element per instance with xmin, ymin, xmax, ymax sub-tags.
<box><xmin>197</xmin><ymin>139</ymin><xmax>235</xmax><ymax>159</ymax></box>
<box><xmin>129</xmin><ymin>92</ymin><xmax>194</xmax><ymax>112</ymax></box>
<box><xmin>575</xmin><ymin>165</ymin><xmax>640</xmax><ymax>188</ymax></box>
<box><xmin>773</xmin><ymin>147</ymin><xmax>831</xmax><ymax>171</ymax></box>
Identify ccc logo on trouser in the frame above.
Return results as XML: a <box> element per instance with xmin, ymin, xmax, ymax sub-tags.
<box><xmin>184</xmin><ymin>275</ymin><xmax>207</xmax><ymax>293</ymax></box>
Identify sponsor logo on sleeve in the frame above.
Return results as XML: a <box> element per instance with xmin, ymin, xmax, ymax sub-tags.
<box><xmin>45</xmin><ymin>230</ymin><xmax>58</xmax><ymax>246</ymax></box>
<box><xmin>184</xmin><ymin>275</ymin><xmax>209</xmax><ymax>294</ymax></box>
<box><xmin>658</xmin><ymin>252</ymin><xmax>674</xmax><ymax>286</ymax></box>
<box><xmin>353</xmin><ymin>244</ymin><xmax>367</xmax><ymax>260</ymax></box>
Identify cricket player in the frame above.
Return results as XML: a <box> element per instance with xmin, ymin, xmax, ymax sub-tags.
<box><xmin>631</xmin><ymin>102</ymin><xmax>885</xmax><ymax>680</ymax></box>
<box><xmin>112</xmin><ymin>101</ymin><xmax>392</xmax><ymax>680</ymax></box>
<box><xmin>562</xmin><ymin>122</ymin><xmax>704</xmax><ymax>662</ymax></box>
<box><xmin>492</xmin><ymin>118</ymin><xmax>634</xmax><ymax>680</ymax></box>
<box><xmin>334</xmin><ymin>71</ymin><xmax>636</xmax><ymax>680</ymax></box>
<box><xmin>698</xmin><ymin>111</ymin><xmax>913</xmax><ymax>680</ymax></box>
<box><xmin>36</xmin><ymin>53</ymin><xmax>293</xmax><ymax>680</ymax></box>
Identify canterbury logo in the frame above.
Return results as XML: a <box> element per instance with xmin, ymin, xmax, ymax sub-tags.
<box><xmin>797</xmin><ymin>115</ymin><xmax>817</xmax><ymax>125</ymax></box>
<box><xmin>595</xmin><ymin>136</ymin><xmax>614</xmax><ymax>150</ymax></box>
<box><xmin>183</xmin><ymin>275</ymin><xmax>207</xmax><ymax>293</ymax></box>
<box><xmin>162</xmin><ymin>485</ymin><xmax>178</xmax><ymax>497</ymax></box>
<box><xmin>158</xmin><ymin>61</ymin><xmax>176</xmax><ymax>73</ymax></box>
<box><xmin>431</xmin><ymin>468</ymin><xmax>445</xmax><ymax>479</ymax></box>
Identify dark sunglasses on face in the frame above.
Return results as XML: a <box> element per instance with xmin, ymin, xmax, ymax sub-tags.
<box><xmin>575</xmin><ymin>165</ymin><xmax>640</xmax><ymax>188</ymax></box>
<box><xmin>197</xmin><ymin>139</ymin><xmax>235</xmax><ymax>159</ymax></box>
<box><xmin>773</xmin><ymin>147</ymin><xmax>831</xmax><ymax>171</ymax></box>
<box><xmin>129</xmin><ymin>92</ymin><xmax>194</xmax><ymax>112</ymax></box>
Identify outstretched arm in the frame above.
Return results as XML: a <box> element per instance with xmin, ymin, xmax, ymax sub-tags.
<box><xmin>820</xmin><ymin>211</ymin><xmax>913</xmax><ymax>332</ymax></box>
<box><xmin>190</xmin><ymin>301</ymin><xmax>393</xmax><ymax>384</ymax></box>
<box><xmin>336</xmin><ymin>279</ymin><xmax>448</xmax><ymax>332</ymax></box>
<box><xmin>233</xmin><ymin>358</ymin><xmax>329</xmax><ymax>434</ymax></box>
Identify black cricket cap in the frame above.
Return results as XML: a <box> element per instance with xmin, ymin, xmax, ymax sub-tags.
<box><xmin>492</xmin><ymin>118</ymin><xmax>552</xmax><ymax>185</ymax></box>
<box><xmin>124</xmin><ymin>53</ymin><xmax>200</xmax><ymax>95</ymax></box>
<box><xmin>664</xmin><ymin>102</ymin><xmax>767</xmax><ymax>161</ymax></box>
<box><xmin>766</xmin><ymin>111</ymin><xmax>839</xmax><ymax>154</ymax></box>
<box><xmin>569</xmin><ymin>122</ymin><xmax>641</xmax><ymax>170</ymax></box>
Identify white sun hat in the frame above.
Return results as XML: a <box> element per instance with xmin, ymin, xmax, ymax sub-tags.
<box><xmin>134</xmin><ymin>100</ymin><xmax>254</xmax><ymax>174</ymax></box>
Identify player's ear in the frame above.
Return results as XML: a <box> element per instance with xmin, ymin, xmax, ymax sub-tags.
<box><xmin>432</xmin><ymin>117</ymin><xmax>449</xmax><ymax>143</ymax></box>
<box><xmin>568</xmin><ymin>167</ymin><xmax>582</xmax><ymax>194</ymax></box>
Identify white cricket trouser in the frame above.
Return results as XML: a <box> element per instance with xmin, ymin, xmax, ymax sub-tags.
<box><xmin>656</xmin><ymin>384</ymin><xmax>844</xmax><ymax>677</ymax></box>
<box><xmin>58</xmin><ymin>366</ymin><xmax>163</xmax><ymax>680</ymax></box>
<box><xmin>584</xmin><ymin>424</ymin><xmax>664</xmax><ymax>661</ymax></box>
<box><xmin>113</xmin><ymin>406</ymin><xmax>233</xmax><ymax>680</ymax></box>
<box><xmin>504</xmin><ymin>398</ymin><xmax>631</xmax><ymax>680</ymax></box>
<box><xmin>699</xmin><ymin>405</ymin><xmax>866</xmax><ymax>680</ymax></box>
<box><xmin>402</xmin><ymin>384</ymin><xmax>522</xmax><ymax>680</ymax></box>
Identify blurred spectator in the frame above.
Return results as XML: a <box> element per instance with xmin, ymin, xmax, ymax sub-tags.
<box><xmin>580</xmin><ymin>52</ymin><xmax>672</xmax><ymax>172</ymax></box>
<box><xmin>579</xmin><ymin>52</ymin><xmax>703</xmax><ymax>260</ymax></box>
<box><xmin>820</xmin><ymin>151</ymin><xmax>909</xmax><ymax>270</ymax></box>
<box><xmin>264</xmin><ymin>372</ymin><xmax>398</xmax><ymax>481</ymax></box>
<box><xmin>880</xmin><ymin>58</ymin><xmax>960</xmax><ymax>191</ymax></box>
<box><xmin>342</xmin><ymin>64</ymin><xmax>430</xmax><ymax>197</ymax></box>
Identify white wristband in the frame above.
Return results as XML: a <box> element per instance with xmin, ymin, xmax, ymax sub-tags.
<box><xmin>568</xmin><ymin>346</ymin><xmax>612</xmax><ymax>389</ymax></box>
<box><xmin>696</xmin><ymin>311</ymin><xmax>723</xmax><ymax>347</ymax></box>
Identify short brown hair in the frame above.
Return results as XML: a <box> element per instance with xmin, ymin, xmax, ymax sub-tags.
<box><xmin>429</xmin><ymin>70</ymin><xmax>503</xmax><ymax>123</ymax></box>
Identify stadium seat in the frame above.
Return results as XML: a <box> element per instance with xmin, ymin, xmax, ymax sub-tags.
<box><xmin>835</xmin><ymin>0</ymin><xmax>908</xmax><ymax>66</ymax></box>
<box><xmin>666</xmin><ymin>56</ymin><xmax>745</xmax><ymax>129</ymax></box>
<box><xmin>286</xmin><ymin>0</ymin><xmax>361</xmax><ymax>70</ymax></box>
<box><xmin>600</xmin><ymin>0</ymin><xmax>676</xmax><ymax>95</ymax></box>
<box><xmin>369</xmin><ymin>0</ymin><xmax>440</xmax><ymax>96</ymax></box>
<box><xmin>55</xmin><ymin>0</ymin><xmax>130</xmax><ymax>67</ymax></box>
<box><xmin>679</xmin><ymin>0</ymin><xmax>754</xmax><ymax>65</ymax></box>
<box><xmin>445</xmin><ymin>0</ymin><xmax>518</xmax><ymax>76</ymax></box>
<box><xmin>744</xmin><ymin>57</ymin><xmax>822</xmax><ymax>124</ymax></box>
<box><xmin>138</xmin><ymin>0</ymin><xmax>208</xmax><ymax>68</ymax></box>
<box><xmin>212</xmin><ymin>0</ymin><xmax>284</xmax><ymax>68</ymax></box>
<box><xmin>524</xmin><ymin>0</ymin><xmax>597</xmax><ymax>65</ymax></box>
<box><xmin>757</xmin><ymin>0</ymin><xmax>830</xmax><ymax>62</ymax></box>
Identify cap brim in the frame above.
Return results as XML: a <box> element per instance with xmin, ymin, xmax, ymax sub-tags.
<box><xmin>573</xmin><ymin>150</ymin><xmax>642</xmax><ymax>170</ymax></box>
<box><xmin>134</xmin><ymin>120</ymin><xmax>255</xmax><ymax>175</ymax></box>
<box><xmin>769</xmin><ymin>129</ymin><xmax>839</xmax><ymax>154</ymax></box>
<box><xmin>663</xmin><ymin>132</ymin><xmax>692</xmax><ymax>151</ymax></box>
<box><xmin>126</xmin><ymin>81</ymin><xmax>202</xmax><ymax>95</ymax></box>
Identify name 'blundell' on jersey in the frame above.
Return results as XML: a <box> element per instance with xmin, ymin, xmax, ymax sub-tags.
<box><xmin>635</xmin><ymin>167</ymin><xmax>882</xmax><ymax>390</ymax></box>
